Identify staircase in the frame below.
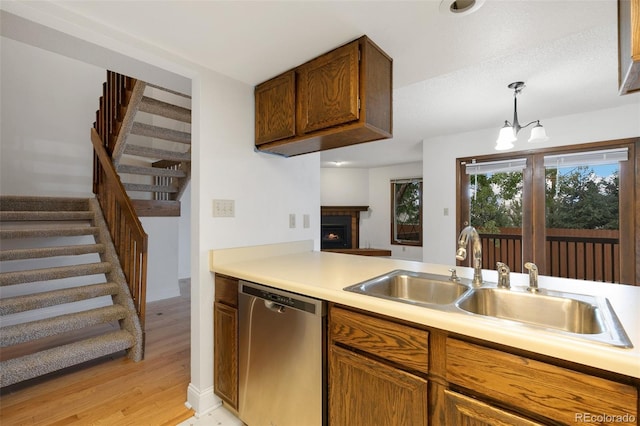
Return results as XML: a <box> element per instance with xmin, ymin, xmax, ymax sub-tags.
<box><xmin>0</xmin><ymin>196</ymin><xmax>143</xmax><ymax>387</ymax></box>
<box><xmin>107</xmin><ymin>80</ymin><xmax>192</xmax><ymax>217</ymax></box>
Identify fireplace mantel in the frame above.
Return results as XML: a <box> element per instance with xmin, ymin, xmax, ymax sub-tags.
<box><xmin>320</xmin><ymin>206</ymin><xmax>391</xmax><ymax>256</ymax></box>
<box><xmin>321</xmin><ymin>206</ymin><xmax>369</xmax><ymax>250</ymax></box>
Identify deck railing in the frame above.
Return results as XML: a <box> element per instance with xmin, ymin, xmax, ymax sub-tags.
<box><xmin>478</xmin><ymin>228</ymin><xmax>619</xmax><ymax>283</ymax></box>
<box><xmin>92</xmin><ymin>71</ymin><xmax>148</xmax><ymax>328</ymax></box>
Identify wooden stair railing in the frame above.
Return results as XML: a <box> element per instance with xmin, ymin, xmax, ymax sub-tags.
<box><xmin>92</xmin><ymin>71</ymin><xmax>148</xmax><ymax>329</ymax></box>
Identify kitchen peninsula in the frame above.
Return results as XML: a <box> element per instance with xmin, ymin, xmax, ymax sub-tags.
<box><xmin>210</xmin><ymin>240</ymin><xmax>639</xmax><ymax>425</ymax></box>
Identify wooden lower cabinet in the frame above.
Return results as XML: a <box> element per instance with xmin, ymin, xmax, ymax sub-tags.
<box><xmin>213</xmin><ymin>302</ymin><xmax>237</xmax><ymax>409</ymax></box>
<box><xmin>328</xmin><ymin>304</ymin><xmax>639</xmax><ymax>426</ymax></box>
<box><xmin>329</xmin><ymin>345</ymin><xmax>427</xmax><ymax>426</ymax></box>
<box><xmin>213</xmin><ymin>274</ymin><xmax>239</xmax><ymax>410</ymax></box>
<box><xmin>329</xmin><ymin>305</ymin><xmax>429</xmax><ymax>425</ymax></box>
<box><xmin>446</xmin><ymin>338</ymin><xmax>638</xmax><ymax>426</ymax></box>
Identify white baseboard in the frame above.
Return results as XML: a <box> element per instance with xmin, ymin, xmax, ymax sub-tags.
<box><xmin>186</xmin><ymin>383</ymin><xmax>221</xmax><ymax>416</ymax></box>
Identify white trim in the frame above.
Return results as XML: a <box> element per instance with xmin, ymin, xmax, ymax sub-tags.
<box><xmin>186</xmin><ymin>383</ymin><xmax>220</xmax><ymax>417</ymax></box>
<box><xmin>464</xmin><ymin>158</ymin><xmax>527</xmax><ymax>175</ymax></box>
<box><xmin>544</xmin><ymin>147</ymin><xmax>629</xmax><ymax>168</ymax></box>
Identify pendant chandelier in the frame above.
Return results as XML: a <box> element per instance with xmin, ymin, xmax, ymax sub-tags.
<box><xmin>495</xmin><ymin>81</ymin><xmax>549</xmax><ymax>151</ymax></box>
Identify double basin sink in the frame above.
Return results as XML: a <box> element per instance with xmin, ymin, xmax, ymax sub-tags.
<box><xmin>343</xmin><ymin>269</ymin><xmax>632</xmax><ymax>348</ymax></box>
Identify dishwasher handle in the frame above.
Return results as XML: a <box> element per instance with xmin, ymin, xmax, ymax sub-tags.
<box><xmin>264</xmin><ymin>300</ymin><xmax>286</xmax><ymax>313</ymax></box>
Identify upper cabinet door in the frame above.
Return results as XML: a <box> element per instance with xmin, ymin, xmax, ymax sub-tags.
<box><xmin>297</xmin><ymin>41</ymin><xmax>360</xmax><ymax>134</ymax></box>
<box><xmin>255</xmin><ymin>71</ymin><xmax>296</xmax><ymax>145</ymax></box>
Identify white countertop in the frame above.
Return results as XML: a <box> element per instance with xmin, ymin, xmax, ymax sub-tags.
<box><xmin>210</xmin><ymin>240</ymin><xmax>640</xmax><ymax>379</ymax></box>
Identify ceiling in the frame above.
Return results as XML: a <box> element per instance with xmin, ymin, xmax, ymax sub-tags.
<box><xmin>6</xmin><ymin>0</ymin><xmax>640</xmax><ymax>167</ymax></box>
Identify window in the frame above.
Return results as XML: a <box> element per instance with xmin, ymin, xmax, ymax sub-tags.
<box><xmin>457</xmin><ymin>139</ymin><xmax>638</xmax><ymax>285</ymax></box>
<box><xmin>391</xmin><ymin>178</ymin><xmax>422</xmax><ymax>246</ymax></box>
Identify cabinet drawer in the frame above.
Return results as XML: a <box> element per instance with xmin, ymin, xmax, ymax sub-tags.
<box><xmin>330</xmin><ymin>306</ymin><xmax>428</xmax><ymax>372</ymax></box>
<box><xmin>446</xmin><ymin>338</ymin><xmax>638</xmax><ymax>425</ymax></box>
<box><xmin>214</xmin><ymin>274</ymin><xmax>238</xmax><ymax>307</ymax></box>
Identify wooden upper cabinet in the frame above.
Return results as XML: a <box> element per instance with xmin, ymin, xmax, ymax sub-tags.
<box><xmin>618</xmin><ymin>0</ymin><xmax>640</xmax><ymax>94</ymax></box>
<box><xmin>255</xmin><ymin>36</ymin><xmax>392</xmax><ymax>157</ymax></box>
<box><xmin>255</xmin><ymin>71</ymin><xmax>296</xmax><ymax>145</ymax></box>
<box><xmin>297</xmin><ymin>41</ymin><xmax>360</xmax><ymax>134</ymax></box>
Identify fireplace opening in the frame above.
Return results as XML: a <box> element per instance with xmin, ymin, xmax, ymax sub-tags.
<box><xmin>321</xmin><ymin>215</ymin><xmax>352</xmax><ymax>249</ymax></box>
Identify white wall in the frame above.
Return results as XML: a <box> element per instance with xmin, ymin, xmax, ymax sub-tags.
<box><xmin>178</xmin><ymin>182</ymin><xmax>191</xmax><ymax>279</ymax></box>
<box><xmin>0</xmin><ymin>36</ymin><xmax>103</xmax><ymax>197</ymax></box>
<box><xmin>422</xmin><ymin>103</ymin><xmax>640</xmax><ymax>266</ymax></box>
<box><xmin>361</xmin><ymin>162</ymin><xmax>423</xmax><ymax>260</ymax></box>
<box><xmin>140</xmin><ymin>217</ymin><xmax>181</xmax><ymax>301</ymax></box>
<box><xmin>320</xmin><ymin>168</ymin><xmax>368</xmax><ymax>206</ymax></box>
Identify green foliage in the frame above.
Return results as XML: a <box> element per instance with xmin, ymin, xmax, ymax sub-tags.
<box><xmin>545</xmin><ymin>167</ymin><xmax>618</xmax><ymax>230</ymax></box>
<box><xmin>470</xmin><ymin>166</ymin><xmax>619</xmax><ymax>232</ymax></box>
<box><xmin>395</xmin><ymin>181</ymin><xmax>421</xmax><ymax>224</ymax></box>
<box><xmin>470</xmin><ymin>172</ymin><xmax>523</xmax><ymax>231</ymax></box>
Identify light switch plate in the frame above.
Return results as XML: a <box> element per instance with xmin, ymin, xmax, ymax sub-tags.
<box><xmin>213</xmin><ymin>199</ymin><xmax>235</xmax><ymax>217</ymax></box>
<box><xmin>289</xmin><ymin>213</ymin><xmax>296</xmax><ymax>228</ymax></box>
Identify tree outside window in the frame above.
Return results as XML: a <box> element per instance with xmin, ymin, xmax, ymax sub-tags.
<box><xmin>391</xmin><ymin>179</ymin><xmax>422</xmax><ymax>246</ymax></box>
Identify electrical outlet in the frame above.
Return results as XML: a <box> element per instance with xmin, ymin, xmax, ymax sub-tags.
<box><xmin>289</xmin><ymin>213</ymin><xmax>296</xmax><ymax>228</ymax></box>
<box><xmin>213</xmin><ymin>199</ymin><xmax>235</xmax><ymax>217</ymax></box>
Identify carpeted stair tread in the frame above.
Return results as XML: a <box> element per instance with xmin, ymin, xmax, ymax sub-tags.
<box><xmin>0</xmin><ymin>330</ymin><xmax>134</xmax><ymax>387</ymax></box>
<box><xmin>130</xmin><ymin>122</ymin><xmax>191</xmax><ymax>145</ymax></box>
<box><xmin>123</xmin><ymin>144</ymin><xmax>191</xmax><ymax>162</ymax></box>
<box><xmin>0</xmin><ymin>282</ymin><xmax>119</xmax><ymax>315</ymax></box>
<box><xmin>0</xmin><ymin>243</ymin><xmax>105</xmax><ymax>261</ymax></box>
<box><xmin>138</xmin><ymin>96</ymin><xmax>191</xmax><ymax>123</ymax></box>
<box><xmin>1</xmin><ymin>305</ymin><xmax>128</xmax><ymax>347</ymax></box>
<box><xmin>117</xmin><ymin>164</ymin><xmax>187</xmax><ymax>178</ymax></box>
<box><xmin>0</xmin><ymin>262</ymin><xmax>112</xmax><ymax>286</ymax></box>
<box><xmin>0</xmin><ymin>226</ymin><xmax>99</xmax><ymax>239</ymax></box>
<box><xmin>123</xmin><ymin>183</ymin><xmax>179</xmax><ymax>193</ymax></box>
<box><xmin>0</xmin><ymin>196</ymin><xmax>90</xmax><ymax>212</ymax></box>
<box><xmin>0</xmin><ymin>211</ymin><xmax>94</xmax><ymax>221</ymax></box>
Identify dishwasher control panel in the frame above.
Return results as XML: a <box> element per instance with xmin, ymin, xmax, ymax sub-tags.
<box><xmin>240</xmin><ymin>281</ymin><xmax>322</xmax><ymax>315</ymax></box>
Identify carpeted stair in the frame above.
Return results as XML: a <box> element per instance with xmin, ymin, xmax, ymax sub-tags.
<box><xmin>0</xmin><ymin>195</ymin><xmax>143</xmax><ymax>387</ymax></box>
<box><xmin>109</xmin><ymin>81</ymin><xmax>191</xmax><ymax>217</ymax></box>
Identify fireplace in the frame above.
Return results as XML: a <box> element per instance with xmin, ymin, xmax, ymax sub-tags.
<box><xmin>321</xmin><ymin>215</ymin><xmax>352</xmax><ymax>249</ymax></box>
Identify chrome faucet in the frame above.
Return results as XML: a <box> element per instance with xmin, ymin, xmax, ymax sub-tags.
<box><xmin>496</xmin><ymin>262</ymin><xmax>511</xmax><ymax>289</ymax></box>
<box><xmin>456</xmin><ymin>225</ymin><xmax>483</xmax><ymax>286</ymax></box>
<box><xmin>524</xmin><ymin>262</ymin><xmax>539</xmax><ymax>293</ymax></box>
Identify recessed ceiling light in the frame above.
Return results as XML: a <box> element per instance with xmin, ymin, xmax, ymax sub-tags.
<box><xmin>439</xmin><ymin>0</ymin><xmax>485</xmax><ymax>16</ymax></box>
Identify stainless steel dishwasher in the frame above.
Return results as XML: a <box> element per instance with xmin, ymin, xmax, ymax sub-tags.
<box><xmin>238</xmin><ymin>280</ymin><xmax>326</xmax><ymax>426</ymax></box>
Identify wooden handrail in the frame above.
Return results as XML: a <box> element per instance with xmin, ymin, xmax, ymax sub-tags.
<box><xmin>92</xmin><ymin>70</ymin><xmax>147</xmax><ymax>329</ymax></box>
<box><xmin>92</xmin><ymin>128</ymin><xmax>148</xmax><ymax>328</ymax></box>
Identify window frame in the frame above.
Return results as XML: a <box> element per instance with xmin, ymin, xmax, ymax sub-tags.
<box><xmin>390</xmin><ymin>178</ymin><xmax>423</xmax><ymax>247</ymax></box>
<box><xmin>456</xmin><ymin>138</ymin><xmax>638</xmax><ymax>285</ymax></box>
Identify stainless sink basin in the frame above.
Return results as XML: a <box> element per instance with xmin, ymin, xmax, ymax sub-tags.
<box><xmin>343</xmin><ymin>270</ymin><xmax>471</xmax><ymax>306</ymax></box>
<box><xmin>456</xmin><ymin>287</ymin><xmax>633</xmax><ymax>348</ymax></box>
<box><xmin>344</xmin><ymin>269</ymin><xmax>632</xmax><ymax>348</ymax></box>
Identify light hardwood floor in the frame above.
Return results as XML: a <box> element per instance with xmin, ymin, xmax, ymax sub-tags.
<box><xmin>0</xmin><ymin>294</ymin><xmax>195</xmax><ymax>425</ymax></box>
